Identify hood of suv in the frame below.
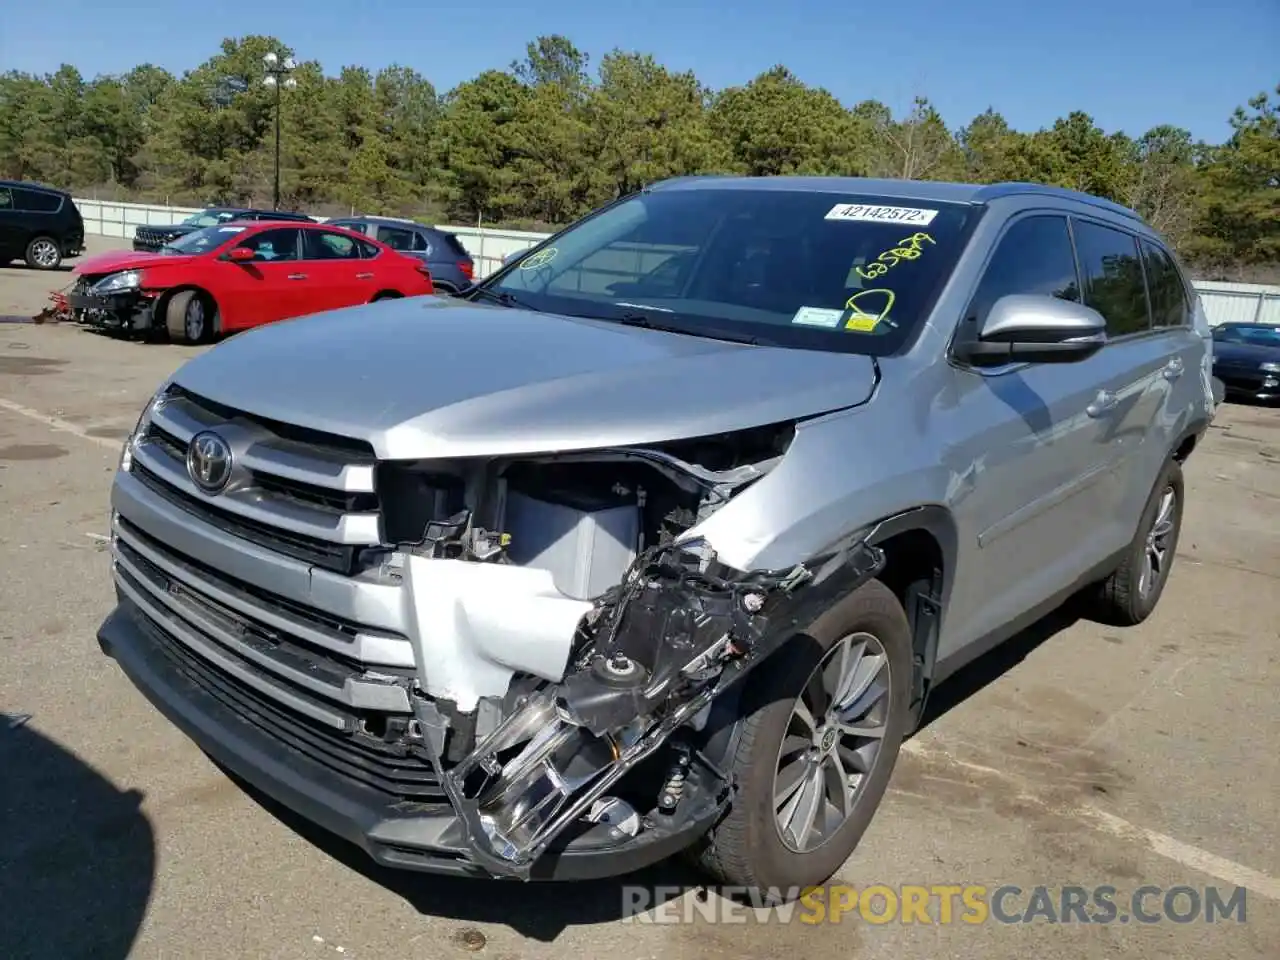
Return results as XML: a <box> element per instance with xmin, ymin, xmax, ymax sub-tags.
<box><xmin>168</xmin><ymin>298</ymin><xmax>878</xmax><ymax>460</ymax></box>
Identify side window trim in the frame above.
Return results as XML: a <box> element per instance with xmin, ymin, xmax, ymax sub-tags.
<box><xmin>1068</xmin><ymin>214</ymin><xmax>1155</xmax><ymax>341</ymax></box>
<box><xmin>947</xmin><ymin>209</ymin><xmax>1081</xmax><ymax>374</ymax></box>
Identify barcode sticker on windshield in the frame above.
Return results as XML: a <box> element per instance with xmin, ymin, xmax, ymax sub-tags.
<box><xmin>825</xmin><ymin>203</ymin><xmax>938</xmax><ymax>225</ymax></box>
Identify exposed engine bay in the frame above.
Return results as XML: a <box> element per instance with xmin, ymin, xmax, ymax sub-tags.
<box><xmin>365</xmin><ymin>422</ymin><xmax>886</xmax><ymax>877</ymax></box>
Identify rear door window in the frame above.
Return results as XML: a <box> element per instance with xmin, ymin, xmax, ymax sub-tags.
<box><xmin>1140</xmin><ymin>239</ymin><xmax>1190</xmax><ymax>329</ymax></box>
<box><xmin>1071</xmin><ymin>220</ymin><xmax>1151</xmax><ymax>337</ymax></box>
<box><xmin>302</xmin><ymin>229</ymin><xmax>361</xmax><ymax>260</ymax></box>
<box><xmin>376</xmin><ymin>225</ymin><xmax>413</xmax><ymax>250</ymax></box>
<box><xmin>0</xmin><ymin>188</ymin><xmax>12</xmax><ymax>211</ymax></box>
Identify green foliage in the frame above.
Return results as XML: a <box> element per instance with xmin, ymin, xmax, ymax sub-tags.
<box><xmin>0</xmin><ymin>36</ymin><xmax>1274</xmax><ymax>272</ymax></box>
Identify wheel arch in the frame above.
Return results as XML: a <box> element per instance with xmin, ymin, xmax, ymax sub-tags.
<box><xmin>370</xmin><ymin>289</ymin><xmax>403</xmax><ymax>302</ymax></box>
<box><xmin>157</xmin><ymin>284</ymin><xmax>221</xmax><ymax>332</ymax></box>
<box><xmin>695</xmin><ymin>504</ymin><xmax>958</xmax><ymax>766</ymax></box>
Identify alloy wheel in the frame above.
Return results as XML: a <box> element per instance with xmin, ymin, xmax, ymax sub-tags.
<box><xmin>30</xmin><ymin>239</ymin><xmax>59</xmax><ymax>268</ymax></box>
<box><xmin>1139</xmin><ymin>485</ymin><xmax>1177</xmax><ymax>598</ymax></box>
<box><xmin>184</xmin><ymin>298</ymin><xmax>205</xmax><ymax>342</ymax></box>
<box><xmin>773</xmin><ymin>631</ymin><xmax>892</xmax><ymax>854</ymax></box>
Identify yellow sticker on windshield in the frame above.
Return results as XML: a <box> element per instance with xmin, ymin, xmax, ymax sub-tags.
<box><xmin>519</xmin><ymin>246</ymin><xmax>558</xmax><ymax>270</ymax></box>
<box><xmin>843</xmin><ymin>288</ymin><xmax>895</xmax><ymax>333</ymax></box>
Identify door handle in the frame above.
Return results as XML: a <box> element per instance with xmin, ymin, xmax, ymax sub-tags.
<box><xmin>1162</xmin><ymin>357</ymin><xmax>1184</xmax><ymax>380</ymax></box>
<box><xmin>287</xmin><ymin>273</ymin><xmax>308</xmax><ymax>280</ymax></box>
<box><xmin>356</xmin><ymin>272</ymin><xmax>374</xmax><ymax>279</ymax></box>
<box><xmin>1086</xmin><ymin>390</ymin><xmax>1118</xmax><ymax>418</ymax></box>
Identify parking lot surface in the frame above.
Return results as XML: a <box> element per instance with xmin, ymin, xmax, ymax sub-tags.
<box><xmin>1</xmin><ymin>253</ymin><xmax>1277</xmax><ymax>960</ymax></box>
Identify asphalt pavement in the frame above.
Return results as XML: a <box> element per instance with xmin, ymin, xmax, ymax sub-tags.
<box><xmin>1</xmin><ymin>246</ymin><xmax>1277</xmax><ymax>959</ymax></box>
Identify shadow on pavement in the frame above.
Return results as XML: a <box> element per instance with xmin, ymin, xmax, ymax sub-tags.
<box><xmin>914</xmin><ymin>603</ymin><xmax>1082</xmax><ymax>732</ymax></box>
<box><xmin>228</xmin><ymin>603</ymin><xmax>1089</xmax><ymax>942</ymax></box>
<box><xmin>0</xmin><ymin>719</ymin><xmax>155</xmax><ymax>959</ymax></box>
<box><xmin>229</xmin><ymin>769</ymin><xmax>705</xmax><ymax>943</ymax></box>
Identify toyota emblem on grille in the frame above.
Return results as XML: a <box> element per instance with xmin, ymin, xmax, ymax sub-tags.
<box><xmin>186</xmin><ymin>430</ymin><xmax>233</xmax><ymax>494</ymax></box>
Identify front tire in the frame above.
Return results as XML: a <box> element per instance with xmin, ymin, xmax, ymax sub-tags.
<box><xmin>696</xmin><ymin>578</ymin><xmax>913</xmax><ymax>898</ymax></box>
<box><xmin>165</xmin><ymin>290</ymin><xmax>215</xmax><ymax>345</ymax></box>
<box><xmin>25</xmin><ymin>236</ymin><xmax>62</xmax><ymax>270</ymax></box>
<box><xmin>1087</xmin><ymin>459</ymin><xmax>1184</xmax><ymax>626</ymax></box>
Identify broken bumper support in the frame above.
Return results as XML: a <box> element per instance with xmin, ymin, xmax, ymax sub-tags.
<box><xmin>418</xmin><ymin>534</ymin><xmax>886</xmax><ymax>879</ymax></box>
<box><xmin>66</xmin><ymin>290</ymin><xmax>156</xmax><ymax>331</ymax></box>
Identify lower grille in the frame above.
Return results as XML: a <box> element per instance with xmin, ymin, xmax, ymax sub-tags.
<box><xmin>132</xmin><ymin>601</ymin><xmax>446</xmax><ymax>802</ymax></box>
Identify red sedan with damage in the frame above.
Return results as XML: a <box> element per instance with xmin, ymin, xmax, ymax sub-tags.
<box><xmin>66</xmin><ymin>219</ymin><xmax>436</xmax><ymax>343</ymax></box>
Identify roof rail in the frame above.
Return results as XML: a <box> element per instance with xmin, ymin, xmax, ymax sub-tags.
<box><xmin>974</xmin><ymin>182</ymin><xmax>1145</xmax><ymax>223</ymax></box>
<box><xmin>353</xmin><ymin>213</ymin><xmax>418</xmax><ymax>224</ymax></box>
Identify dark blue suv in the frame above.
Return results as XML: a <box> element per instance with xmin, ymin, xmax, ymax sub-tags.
<box><xmin>325</xmin><ymin>216</ymin><xmax>476</xmax><ymax>293</ymax></box>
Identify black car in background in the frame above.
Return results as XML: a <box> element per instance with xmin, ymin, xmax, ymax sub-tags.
<box><xmin>0</xmin><ymin>179</ymin><xmax>85</xmax><ymax>269</ymax></box>
<box><xmin>324</xmin><ymin>215</ymin><xmax>476</xmax><ymax>293</ymax></box>
<box><xmin>1211</xmin><ymin>322</ymin><xmax>1280</xmax><ymax>402</ymax></box>
<box><xmin>132</xmin><ymin>206</ymin><xmax>314</xmax><ymax>252</ymax></box>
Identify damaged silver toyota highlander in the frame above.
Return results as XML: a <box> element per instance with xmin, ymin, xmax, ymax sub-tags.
<box><xmin>98</xmin><ymin>176</ymin><xmax>1214</xmax><ymax>897</ymax></box>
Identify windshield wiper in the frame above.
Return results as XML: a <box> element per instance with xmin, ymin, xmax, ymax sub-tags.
<box><xmin>610</xmin><ymin>311</ymin><xmax>765</xmax><ymax>346</ymax></box>
<box><xmin>467</xmin><ymin>286</ymin><xmax>536</xmax><ymax>310</ymax></box>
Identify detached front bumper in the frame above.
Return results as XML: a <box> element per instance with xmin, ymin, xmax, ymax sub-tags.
<box><xmin>97</xmin><ymin>597</ymin><xmax>720</xmax><ymax>880</ymax></box>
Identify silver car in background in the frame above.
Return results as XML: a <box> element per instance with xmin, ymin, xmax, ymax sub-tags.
<box><xmin>98</xmin><ymin>176</ymin><xmax>1213</xmax><ymax>899</ymax></box>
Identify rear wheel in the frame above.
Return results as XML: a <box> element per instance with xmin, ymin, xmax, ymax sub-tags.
<box><xmin>1087</xmin><ymin>459</ymin><xmax>1183</xmax><ymax>625</ymax></box>
<box><xmin>165</xmin><ymin>290</ymin><xmax>216</xmax><ymax>345</ymax></box>
<box><xmin>695</xmin><ymin>579</ymin><xmax>913</xmax><ymax>899</ymax></box>
<box><xmin>371</xmin><ymin>291</ymin><xmax>402</xmax><ymax>302</ymax></box>
<box><xmin>25</xmin><ymin>236</ymin><xmax>61</xmax><ymax>270</ymax></box>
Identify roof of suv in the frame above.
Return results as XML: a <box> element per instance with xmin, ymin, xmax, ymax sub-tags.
<box><xmin>216</xmin><ymin>206</ymin><xmax>314</xmax><ymax>221</ymax></box>
<box><xmin>646</xmin><ymin>175</ymin><xmax>1145</xmax><ymax>225</ymax></box>
<box><xmin>0</xmin><ymin>178</ymin><xmax>70</xmax><ymax>195</ymax></box>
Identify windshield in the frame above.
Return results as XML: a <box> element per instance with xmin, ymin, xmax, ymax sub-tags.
<box><xmin>159</xmin><ymin>224</ymin><xmax>249</xmax><ymax>255</ymax></box>
<box><xmin>480</xmin><ymin>187</ymin><xmax>975</xmax><ymax>353</ymax></box>
<box><xmin>1213</xmin><ymin>324</ymin><xmax>1280</xmax><ymax>346</ymax></box>
<box><xmin>181</xmin><ymin>209</ymin><xmax>239</xmax><ymax>228</ymax></box>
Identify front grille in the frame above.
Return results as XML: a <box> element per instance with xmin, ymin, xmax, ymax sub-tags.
<box><xmin>128</xmin><ymin>385</ymin><xmax>381</xmax><ymax>575</ymax></box>
<box><xmin>113</xmin><ymin>517</ymin><xmax>443</xmax><ymax>801</ymax></box>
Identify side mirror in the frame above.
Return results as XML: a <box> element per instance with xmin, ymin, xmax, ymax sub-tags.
<box><xmin>954</xmin><ymin>294</ymin><xmax>1106</xmax><ymax>366</ymax></box>
<box><xmin>225</xmin><ymin>247</ymin><xmax>255</xmax><ymax>262</ymax></box>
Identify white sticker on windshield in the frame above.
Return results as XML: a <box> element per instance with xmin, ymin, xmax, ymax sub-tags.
<box><xmin>791</xmin><ymin>306</ymin><xmax>844</xmax><ymax>328</ymax></box>
<box><xmin>825</xmin><ymin>203</ymin><xmax>938</xmax><ymax>225</ymax></box>
<box><xmin>217</xmin><ymin>226</ymin><xmax>247</xmax><ymax>233</ymax></box>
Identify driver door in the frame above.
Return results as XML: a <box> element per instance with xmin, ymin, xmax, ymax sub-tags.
<box><xmin>939</xmin><ymin>213</ymin><xmax>1121</xmax><ymax>657</ymax></box>
<box><xmin>217</xmin><ymin>227</ymin><xmax>306</xmax><ymax>331</ymax></box>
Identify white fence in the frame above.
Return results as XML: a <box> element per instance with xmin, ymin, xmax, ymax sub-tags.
<box><xmin>73</xmin><ymin>198</ymin><xmax>1280</xmax><ymax>320</ymax></box>
<box><xmin>1194</xmin><ymin>281</ymin><xmax>1280</xmax><ymax>327</ymax></box>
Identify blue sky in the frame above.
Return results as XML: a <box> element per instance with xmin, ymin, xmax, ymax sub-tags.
<box><xmin>1</xmin><ymin>0</ymin><xmax>1275</xmax><ymax>143</ymax></box>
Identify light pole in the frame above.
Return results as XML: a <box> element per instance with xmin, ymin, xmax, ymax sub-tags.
<box><xmin>262</xmin><ymin>51</ymin><xmax>297</xmax><ymax>210</ymax></box>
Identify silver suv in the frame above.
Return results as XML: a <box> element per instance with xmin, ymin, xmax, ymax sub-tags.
<box><xmin>98</xmin><ymin>176</ymin><xmax>1215</xmax><ymax>899</ymax></box>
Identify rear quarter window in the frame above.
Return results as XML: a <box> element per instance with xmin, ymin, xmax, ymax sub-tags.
<box><xmin>11</xmin><ymin>188</ymin><xmax>63</xmax><ymax>213</ymax></box>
